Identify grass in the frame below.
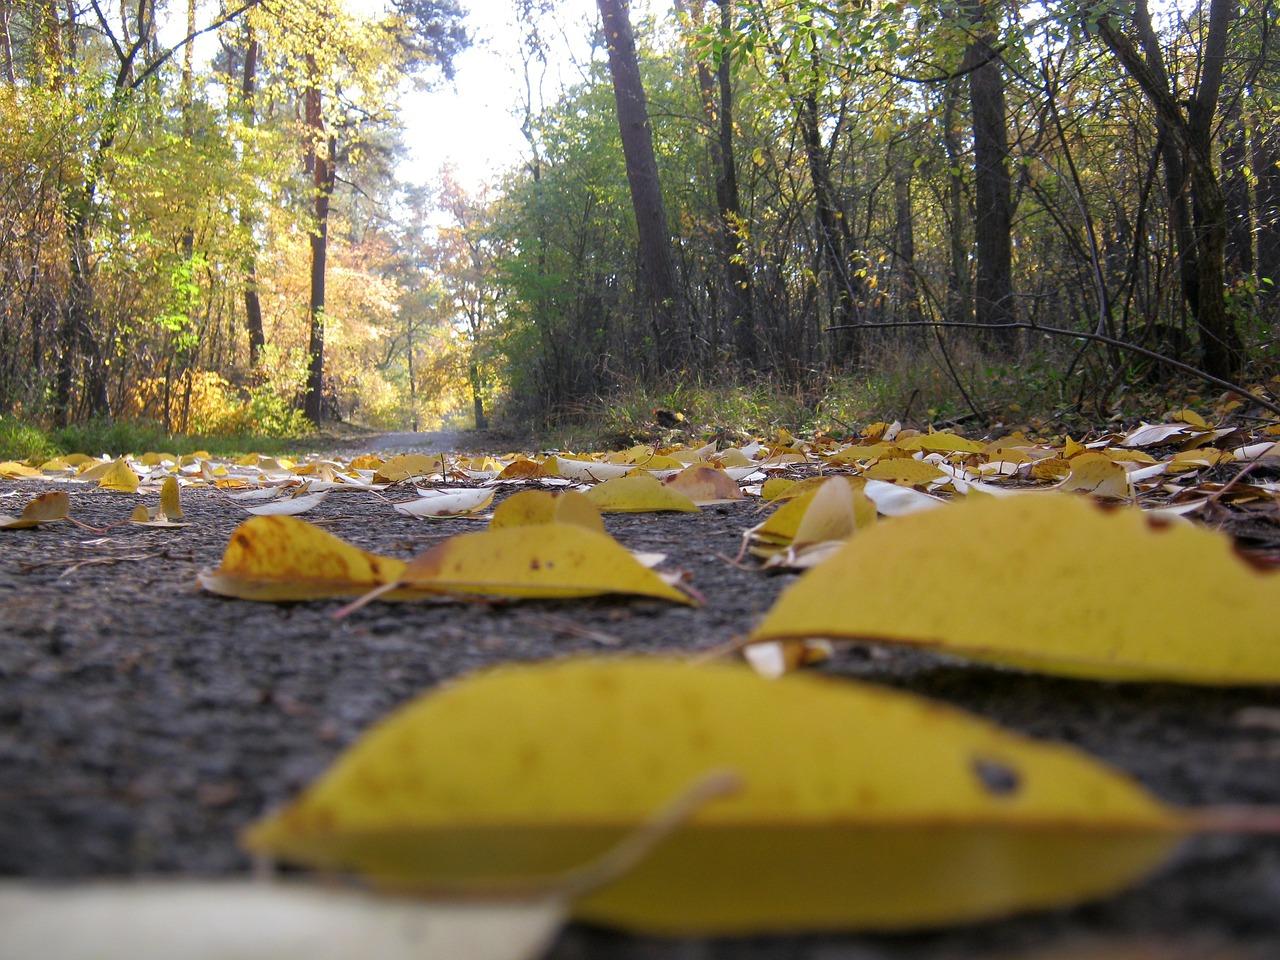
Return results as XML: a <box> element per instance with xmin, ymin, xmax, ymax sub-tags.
<box><xmin>0</xmin><ymin>416</ymin><xmax>315</xmax><ymax>462</ymax></box>
<box><xmin>533</xmin><ymin>332</ymin><xmax>1269</xmax><ymax>450</ymax></box>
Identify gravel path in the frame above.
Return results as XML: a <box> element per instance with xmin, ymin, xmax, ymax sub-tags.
<box><xmin>2</xmin><ymin>459</ymin><xmax>1279</xmax><ymax>959</ymax></box>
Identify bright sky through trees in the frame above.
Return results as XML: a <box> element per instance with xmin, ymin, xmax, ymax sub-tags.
<box><xmin>400</xmin><ymin>0</ymin><xmax>672</xmax><ymax>191</ymax></box>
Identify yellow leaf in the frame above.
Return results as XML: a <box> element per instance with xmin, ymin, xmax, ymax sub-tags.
<box><xmin>663</xmin><ymin>466</ymin><xmax>743</xmax><ymax>504</ymax></box>
<box><xmin>748</xmin><ymin>477</ymin><xmax>868</xmax><ymax>549</ymax></box>
<box><xmin>349</xmin><ymin>454</ymin><xmax>384</xmax><ymax>471</ymax></box>
<box><xmin>791</xmin><ymin>476</ymin><xmax>873</xmax><ymax>546</ymax></box>
<box><xmin>585</xmin><ymin>474</ymin><xmax>698</xmax><ymax>514</ymax></box>
<box><xmin>1057</xmin><ymin>452</ymin><xmax>1132</xmax><ymax>498</ymax></box>
<box><xmin>862</xmin><ymin>458</ymin><xmax>945</xmax><ymax>485</ymax></box>
<box><xmin>760</xmin><ymin>478</ymin><xmax>797</xmax><ymax>501</ymax></box>
<box><xmin>1169</xmin><ymin>408</ymin><xmax>1208</xmax><ymax>429</ymax></box>
<box><xmin>0</xmin><ymin>491</ymin><xmax>70</xmax><ymax>529</ymax></box>
<box><xmin>1030</xmin><ymin>457</ymin><xmax>1071</xmax><ymax>481</ymax></box>
<box><xmin>160</xmin><ymin>476</ymin><xmax>183</xmax><ymax>520</ymax></box>
<box><xmin>0</xmin><ymin>461</ymin><xmax>42</xmax><ymax>479</ymax></box>
<box><xmin>244</xmin><ymin>658</ymin><xmax>1186</xmax><ymax>934</ymax></box>
<box><xmin>97</xmin><ymin>459</ymin><xmax>140</xmax><ymax>494</ymax></box>
<box><xmin>489</xmin><ymin>490</ymin><xmax>605</xmax><ymax>534</ymax></box>
<box><xmin>497</xmin><ymin>458</ymin><xmax>553</xmax><ymax>480</ymax></box>
<box><xmin>198</xmin><ymin>516</ymin><xmax>410</xmax><ymax>602</ymax></box>
<box><xmin>375</xmin><ymin>454</ymin><xmax>444</xmax><ymax>484</ymax></box>
<box><xmin>394</xmin><ymin>524</ymin><xmax>693</xmax><ymax>604</ymax></box>
<box><xmin>751</xmin><ymin>494</ymin><xmax>1280</xmax><ymax>683</ymax></box>
<box><xmin>898</xmin><ymin>432</ymin><xmax>985</xmax><ymax>455</ymax></box>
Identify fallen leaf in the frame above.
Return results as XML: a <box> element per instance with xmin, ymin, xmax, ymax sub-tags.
<box><xmin>585</xmin><ymin>473</ymin><xmax>698</xmax><ymax>514</ymax></box>
<box><xmin>245</xmin><ymin>491</ymin><xmax>330</xmax><ymax>517</ymax></box>
<box><xmin>198</xmin><ymin>516</ymin><xmax>410</xmax><ymax>602</ymax></box>
<box><xmin>97</xmin><ymin>459</ymin><xmax>141</xmax><ymax>494</ymax></box>
<box><xmin>0</xmin><ymin>491</ymin><xmax>70</xmax><ymax>530</ymax></box>
<box><xmin>375</xmin><ymin>454</ymin><xmax>445</xmax><ymax>484</ymax></box>
<box><xmin>750</xmin><ymin>493</ymin><xmax>1280</xmax><ymax>683</ymax></box>
<box><xmin>862</xmin><ymin>458</ymin><xmax>945</xmax><ymax>485</ymax></box>
<box><xmin>489</xmin><ymin>490</ymin><xmax>606</xmax><ymax>534</ymax></box>
<box><xmin>245</xmin><ymin>658</ymin><xmax>1187</xmax><ymax>934</ymax></box>
<box><xmin>382</xmin><ymin>524</ymin><xmax>694</xmax><ymax>604</ymax></box>
<box><xmin>663</xmin><ymin>466</ymin><xmax>743</xmax><ymax>504</ymax></box>
<box><xmin>0</xmin><ymin>460</ymin><xmax>42</xmax><ymax>479</ymax></box>
<box><xmin>0</xmin><ymin>882</ymin><xmax>564</xmax><ymax>960</ymax></box>
<box><xmin>1057</xmin><ymin>452</ymin><xmax>1132</xmax><ymax>499</ymax></box>
<box><xmin>395</xmin><ymin>488</ymin><xmax>495</xmax><ymax>518</ymax></box>
<box><xmin>551</xmin><ymin>457</ymin><xmax>637</xmax><ymax>482</ymax></box>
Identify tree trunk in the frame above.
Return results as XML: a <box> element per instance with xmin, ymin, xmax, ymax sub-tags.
<box><xmin>711</xmin><ymin>0</ymin><xmax>753</xmax><ymax>364</ymax></box>
<box><xmin>0</xmin><ymin>0</ymin><xmax>16</xmax><ymax>85</ymax></box>
<box><xmin>302</xmin><ymin>59</ymin><xmax>332</xmax><ymax>425</ymax></box>
<box><xmin>893</xmin><ymin>156</ymin><xmax>921</xmax><ymax>324</ymax></box>
<box><xmin>1221</xmin><ymin>99</ymin><xmax>1252</xmax><ymax>278</ymax></box>
<box><xmin>965</xmin><ymin>0</ymin><xmax>1016</xmax><ymax>336</ymax></box>
<box><xmin>470</xmin><ymin>361</ymin><xmax>487</xmax><ymax>430</ymax></box>
<box><xmin>1096</xmin><ymin>0</ymin><xmax>1242</xmax><ymax>377</ymax></box>
<box><xmin>942</xmin><ymin>78</ymin><xmax>972</xmax><ymax>325</ymax></box>
<box><xmin>596</xmin><ymin>0</ymin><xmax>686</xmax><ymax>367</ymax></box>
<box><xmin>240</xmin><ymin>31</ymin><xmax>265</xmax><ymax>367</ymax></box>
<box><xmin>1255</xmin><ymin>122</ymin><xmax>1280</xmax><ymax>306</ymax></box>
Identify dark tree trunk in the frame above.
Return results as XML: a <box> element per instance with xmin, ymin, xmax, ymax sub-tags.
<box><xmin>712</xmin><ymin>0</ymin><xmax>753</xmax><ymax>364</ymax></box>
<box><xmin>241</xmin><ymin>31</ymin><xmax>265</xmax><ymax>367</ymax></box>
<box><xmin>942</xmin><ymin>78</ymin><xmax>972</xmax><ymax>325</ymax></box>
<box><xmin>1096</xmin><ymin>0</ymin><xmax>1243</xmax><ymax>377</ymax></box>
<box><xmin>1221</xmin><ymin>100</ymin><xmax>1253</xmax><ymax>278</ymax></box>
<box><xmin>302</xmin><ymin>60</ymin><xmax>333</xmax><ymax>425</ymax></box>
<box><xmin>470</xmin><ymin>361</ymin><xmax>487</xmax><ymax>430</ymax></box>
<box><xmin>1255</xmin><ymin>122</ymin><xmax>1280</xmax><ymax>306</ymax></box>
<box><xmin>596</xmin><ymin>0</ymin><xmax>686</xmax><ymax>367</ymax></box>
<box><xmin>798</xmin><ymin>66</ymin><xmax>859</xmax><ymax>363</ymax></box>
<box><xmin>965</xmin><ymin>0</ymin><xmax>1015</xmax><ymax>336</ymax></box>
<box><xmin>893</xmin><ymin>157</ymin><xmax>921</xmax><ymax>323</ymax></box>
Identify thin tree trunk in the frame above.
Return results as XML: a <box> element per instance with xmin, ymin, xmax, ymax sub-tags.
<box><xmin>1221</xmin><ymin>99</ymin><xmax>1253</xmax><ymax>278</ymax></box>
<box><xmin>942</xmin><ymin>78</ymin><xmax>971</xmax><ymax>325</ymax></box>
<box><xmin>1096</xmin><ymin>0</ymin><xmax>1243</xmax><ymax>377</ymax></box>
<box><xmin>893</xmin><ymin>155</ymin><xmax>921</xmax><ymax>324</ymax></box>
<box><xmin>0</xmin><ymin>0</ymin><xmax>16</xmax><ymax>84</ymax></box>
<box><xmin>712</xmin><ymin>0</ymin><xmax>753</xmax><ymax>363</ymax></box>
<box><xmin>470</xmin><ymin>361</ymin><xmax>487</xmax><ymax>429</ymax></box>
<box><xmin>302</xmin><ymin>58</ymin><xmax>332</xmax><ymax>425</ymax></box>
<box><xmin>1255</xmin><ymin>122</ymin><xmax>1280</xmax><ymax>306</ymax></box>
<box><xmin>240</xmin><ymin>30</ymin><xmax>265</xmax><ymax>366</ymax></box>
<box><xmin>596</xmin><ymin>0</ymin><xmax>686</xmax><ymax>367</ymax></box>
<box><xmin>965</xmin><ymin>0</ymin><xmax>1016</xmax><ymax>336</ymax></box>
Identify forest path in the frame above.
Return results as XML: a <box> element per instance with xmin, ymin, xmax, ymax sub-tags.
<box><xmin>1</xmin><ymin>465</ymin><xmax>1278</xmax><ymax>960</ymax></box>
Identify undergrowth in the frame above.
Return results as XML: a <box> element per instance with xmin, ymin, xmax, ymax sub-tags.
<box><xmin>0</xmin><ymin>417</ymin><xmax>312</xmax><ymax>462</ymax></box>
<box><xmin>538</xmin><ymin>334</ymin><xmax>1280</xmax><ymax>450</ymax></box>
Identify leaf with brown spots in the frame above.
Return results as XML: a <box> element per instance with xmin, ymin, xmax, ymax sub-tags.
<box><xmin>244</xmin><ymin>658</ymin><xmax>1191</xmax><ymax>934</ymax></box>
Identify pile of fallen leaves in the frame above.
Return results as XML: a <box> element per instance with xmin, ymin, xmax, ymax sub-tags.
<box><xmin>2</xmin><ymin>405</ymin><xmax>1280</xmax><ymax>956</ymax></box>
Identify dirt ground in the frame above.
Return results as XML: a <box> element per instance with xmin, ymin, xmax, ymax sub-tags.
<box><xmin>2</xmin><ymin>433</ymin><xmax>1280</xmax><ymax>959</ymax></box>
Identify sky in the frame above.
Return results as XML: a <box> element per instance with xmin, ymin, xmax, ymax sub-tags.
<box><xmin>398</xmin><ymin>0</ymin><xmax>672</xmax><ymax>192</ymax></box>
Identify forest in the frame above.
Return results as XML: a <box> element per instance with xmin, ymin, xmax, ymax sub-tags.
<box><xmin>0</xmin><ymin>0</ymin><xmax>1277</xmax><ymax>439</ymax></box>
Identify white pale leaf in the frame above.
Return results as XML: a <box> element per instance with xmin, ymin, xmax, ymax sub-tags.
<box><xmin>0</xmin><ymin>882</ymin><xmax>564</xmax><ymax>960</ymax></box>
<box><xmin>551</xmin><ymin>457</ymin><xmax>636</xmax><ymax>482</ymax></box>
<box><xmin>397</xmin><ymin>488</ymin><xmax>495</xmax><ymax>517</ymax></box>
<box><xmin>1121</xmin><ymin>423</ymin><xmax>1194</xmax><ymax>447</ymax></box>
<box><xmin>863</xmin><ymin>479</ymin><xmax>944</xmax><ymax>516</ymax></box>
<box><xmin>245</xmin><ymin>492</ymin><xmax>329</xmax><ymax>516</ymax></box>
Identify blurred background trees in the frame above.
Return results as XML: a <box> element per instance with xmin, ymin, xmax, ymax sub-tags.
<box><xmin>1</xmin><ymin>0</ymin><xmax>1277</xmax><ymax>436</ymax></box>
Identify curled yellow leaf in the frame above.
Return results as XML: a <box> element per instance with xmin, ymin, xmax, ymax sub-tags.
<box><xmin>751</xmin><ymin>493</ymin><xmax>1280</xmax><ymax>683</ymax></box>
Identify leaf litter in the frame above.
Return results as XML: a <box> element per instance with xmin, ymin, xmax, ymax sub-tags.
<box><xmin>3</xmin><ymin>409</ymin><xmax>1280</xmax><ymax>951</ymax></box>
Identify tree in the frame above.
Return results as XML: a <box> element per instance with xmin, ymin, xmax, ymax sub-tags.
<box><xmin>1094</xmin><ymin>0</ymin><xmax>1244</xmax><ymax>377</ymax></box>
<box><xmin>597</xmin><ymin>0</ymin><xmax>687</xmax><ymax>368</ymax></box>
